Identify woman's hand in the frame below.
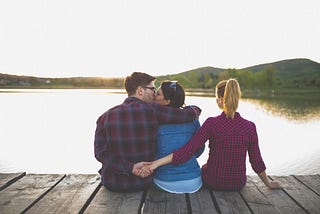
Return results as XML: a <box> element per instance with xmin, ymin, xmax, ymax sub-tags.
<box><xmin>267</xmin><ymin>180</ymin><xmax>281</xmax><ymax>189</ymax></box>
<box><xmin>136</xmin><ymin>154</ymin><xmax>174</xmax><ymax>178</ymax></box>
<box><xmin>138</xmin><ymin>162</ymin><xmax>158</xmax><ymax>178</ymax></box>
<box><xmin>132</xmin><ymin>162</ymin><xmax>152</xmax><ymax>177</ymax></box>
<box><xmin>258</xmin><ymin>171</ymin><xmax>281</xmax><ymax>189</ymax></box>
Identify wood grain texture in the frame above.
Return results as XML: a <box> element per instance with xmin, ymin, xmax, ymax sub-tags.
<box><xmin>0</xmin><ymin>172</ymin><xmax>26</xmax><ymax>191</ymax></box>
<box><xmin>25</xmin><ymin>174</ymin><xmax>100</xmax><ymax>214</ymax></box>
<box><xmin>0</xmin><ymin>174</ymin><xmax>65</xmax><ymax>214</ymax></box>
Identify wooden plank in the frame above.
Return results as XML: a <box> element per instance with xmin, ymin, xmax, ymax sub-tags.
<box><xmin>213</xmin><ymin>190</ymin><xmax>251</xmax><ymax>214</ymax></box>
<box><xmin>271</xmin><ymin>175</ymin><xmax>320</xmax><ymax>214</ymax></box>
<box><xmin>0</xmin><ymin>172</ymin><xmax>26</xmax><ymax>191</ymax></box>
<box><xmin>84</xmin><ymin>185</ymin><xmax>144</xmax><ymax>214</ymax></box>
<box><xmin>294</xmin><ymin>175</ymin><xmax>320</xmax><ymax>196</ymax></box>
<box><xmin>142</xmin><ymin>186</ymin><xmax>188</xmax><ymax>214</ymax></box>
<box><xmin>25</xmin><ymin>174</ymin><xmax>100</xmax><ymax>214</ymax></box>
<box><xmin>240</xmin><ymin>176</ymin><xmax>281</xmax><ymax>213</ymax></box>
<box><xmin>248</xmin><ymin>176</ymin><xmax>306</xmax><ymax>214</ymax></box>
<box><xmin>0</xmin><ymin>174</ymin><xmax>65</xmax><ymax>214</ymax></box>
<box><xmin>189</xmin><ymin>187</ymin><xmax>218</xmax><ymax>214</ymax></box>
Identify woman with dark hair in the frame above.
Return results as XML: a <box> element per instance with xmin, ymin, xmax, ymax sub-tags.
<box><xmin>152</xmin><ymin>80</ymin><xmax>204</xmax><ymax>193</ymax></box>
<box><xmin>141</xmin><ymin>79</ymin><xmax>280</xmax><ymax>191</ymax></box>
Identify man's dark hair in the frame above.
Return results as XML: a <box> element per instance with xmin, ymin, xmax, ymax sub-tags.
<box><xmin>125</xmin><ymin>72</ymin><xmax>156</xmax><ymax>96</ymax></box>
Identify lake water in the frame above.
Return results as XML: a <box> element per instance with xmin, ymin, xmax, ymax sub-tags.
<box><xmin>1</xmin><ymin>89</ymin><xmax>320</xmax><ymax>175</ymax></box>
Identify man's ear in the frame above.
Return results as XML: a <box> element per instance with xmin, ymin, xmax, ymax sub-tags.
<box><xmin>137</xmin><ymin>86</ymin><xmax>144</xmax><ymax>96</ymax></box>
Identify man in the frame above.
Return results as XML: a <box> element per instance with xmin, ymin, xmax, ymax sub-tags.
<box><xmin>94</xmin><ymin>72</ymin><xmax>200</xmax><ymax>192</ymax></box>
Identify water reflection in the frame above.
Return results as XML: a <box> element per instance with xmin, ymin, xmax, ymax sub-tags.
<box><xmin>246</xmin><ymin>94</ymin><xmax>320</xmax><ymax>121</ymax></box>
<box><xmin>0</xmin><ymin>89</ymin><xmax>319</xmax><ymax>175</ymax></box>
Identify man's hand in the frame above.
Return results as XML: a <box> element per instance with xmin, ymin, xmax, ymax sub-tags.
<box><xmin>186</xmin><ymin>105</ymin><xmax>202</xmax><ymax>117</ymax></box>
<box><xmin>132</xmin><ymin>162</ymin><xmax>152</xmax><ymax>177</ymax></box>
<box><xmin>138</xmin><ymin>164</ymin><xmax>155</xmax><ymax>178</ymax></box>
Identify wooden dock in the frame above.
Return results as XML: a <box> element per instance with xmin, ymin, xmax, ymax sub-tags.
<box><xmin>0</xmin><ymin>173</ymin><xmax>320</xmax><ymax>213</ymax></box>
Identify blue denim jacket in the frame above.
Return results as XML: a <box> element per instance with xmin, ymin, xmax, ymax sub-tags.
<box><xmin>154</xmin><ymin>119</ymin><xmax>204</xmax><ymax>182</ymax></box>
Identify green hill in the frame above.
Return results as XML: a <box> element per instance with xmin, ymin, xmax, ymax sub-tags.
<box><xmin>1</xmin><ymin>58</ymin><xmax>320</xmax><ymax>90</ymax></box>
<box><xmin>241</xmin><ymin>58</ymin><xmax>320</xmax><ymax>82</ymax></box>
<box><xmin>157</xmin><ymin>58</ymin><xmax>320</xmax><ymax>89</ymax></box>
<box><xmin>0</xmin><ymin>74</ymin><xmax>124</xmax><ymax>89</ymax></box>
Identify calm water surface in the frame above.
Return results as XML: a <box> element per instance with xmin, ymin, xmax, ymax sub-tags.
<box><xmin>1</xmin><ymin>89</ymin><xmax>320</xmax><ymax>175</ymax></box>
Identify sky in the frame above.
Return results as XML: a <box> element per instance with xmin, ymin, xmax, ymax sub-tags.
<box><xmin>0</xmin><ymin>0</ymin><xmax>319</xmax><ymax>78</ymax></box>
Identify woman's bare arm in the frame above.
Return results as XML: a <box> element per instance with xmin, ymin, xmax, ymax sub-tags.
<box><xmin>258</xmin><ymin>171</ymin><xmax>281</xmax><ymax>189</ymax></box>
<box><xmin>138</xmin><ymin>153</ymin><xmax>173</xmax><ymax>177</ymax></box>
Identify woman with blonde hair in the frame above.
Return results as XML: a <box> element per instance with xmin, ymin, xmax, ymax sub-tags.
<box><xmin>140</xmin><ymin>78</ymin><xmax>280</xmax><ymax>191</ymax></box>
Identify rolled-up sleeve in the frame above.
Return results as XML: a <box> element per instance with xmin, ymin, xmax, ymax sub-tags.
<box><xmin>248</xmin><ymin>124</ymin><xmax>266</xmax><ymax>173</ymax></box>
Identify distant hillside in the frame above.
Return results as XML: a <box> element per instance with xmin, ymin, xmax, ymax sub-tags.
<box><xmin>157</xmin><ymin>58</ymin><xmax>320</xmax><ymax>89</ymax></box>
<box><xmin>156</xmin><ymin>66</ymin><xmax>225</xmax><ymax>89</ymax></box>
<box><xmin>241</xmin><ymin>58</ymin><xmax>320</xmax><ymax>78</ymax></box>
<box><xmin>1</xmin><ymin>58</ymin><xmax>319</xmax><ymax>90</ymax></box>
<box><xmin>0</xmin><ymin>73</ymin><xmax>124</xmax><ymax>89</ymax></box>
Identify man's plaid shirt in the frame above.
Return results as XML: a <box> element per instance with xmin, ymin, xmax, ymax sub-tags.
<box><xmin>94</xmin><ymin>97</ymin><xmax>199</xmax><ymax>192</ymax></box>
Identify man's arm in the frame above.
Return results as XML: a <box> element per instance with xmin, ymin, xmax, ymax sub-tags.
<box><xmin>94</xmin><ymin>115</ymin><xmax>134</xmax><ymax>175</ymax></box>
<box><xmin>155</xmin><ymin>104</ymin><xmax>201</xmax><ymax>124</ymax></box>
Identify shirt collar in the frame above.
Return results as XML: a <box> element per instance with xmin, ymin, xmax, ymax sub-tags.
<box><xmin>125</xmin><ymin>96</ymin><xmax>141</xmax><ymax>102</ymax></box>
<box><xmin>221</xmin><ymin>111</ymin><xmax>240</xmax><ymax>118</ymax></box>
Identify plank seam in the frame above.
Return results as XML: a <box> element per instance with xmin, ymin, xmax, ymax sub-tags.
<box><xmin>185</xmin><ymin>193</ymin><xmax>192</xmax><ymax>214</ymax></box>
<box><xmin>20</xmin><ymin>174</ymin><xmax>67</xmax><ymax>214</ymax></box>
<box><xmin>269</xmin><ymin>176</ymin><xmax>309</xmax><ymax>214</ymax></box>
<box><xmin>0</xmin><ymin>172</ymin><xmax>26</xmax><ymax>191</ymax></box>
<box><xmin>238</xmin><ymin>191</ymin><xmax>255</xmax><ymax>214</ymax></box>
<box><xmin>78</xmin><ymin>181</ymin><xmax>102</xmax><ymax>214</ymax></box>
<box><xmin>277</xmin><ymin>187</ymin><xmax>309</xmax><ymax>214</ymax></box>
<box><xmin>138</xmin><ymin>189</ymin><xmax>148</xmax><ymax>214</ymax></box>
<box><xmin>209</xmin><ymin>190</ymin><xmax>222</xmax><ymax>214</ymax></box>
<box><xmin>268</xmin><ymin>176</ymin><xmax>309</xmax><ymax>213</ymax></box>
<box><xmin>293</xmin><ymin>175</ymin><xmax>320</xmax><ymax>197</ymax></box>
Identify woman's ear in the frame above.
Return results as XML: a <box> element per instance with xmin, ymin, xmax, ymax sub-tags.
<box><xmin>216</xmin><ymin>97</ymin><xmax>223</xmax><ymax>109</ymax></box>
<box><xmin>164</xmin><ymin>99</ymin><xmax>171</xmax><ymax>106</ymax></box>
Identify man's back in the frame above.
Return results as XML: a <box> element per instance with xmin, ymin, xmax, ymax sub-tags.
<box><xmin>94</xmin><ymin>96</ymin><xmax>199</xmax><ymax>192</ymax></box>
<box><xmin>95</xmin><ymin>97</ymin><xmax>156</xmax><ymax>192</ymax></box>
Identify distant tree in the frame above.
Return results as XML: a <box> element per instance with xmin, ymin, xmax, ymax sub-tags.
<box><xmin>265</xmin><ymin>66</ymin><xmax>276</xmax><ymax>88</ymax></box>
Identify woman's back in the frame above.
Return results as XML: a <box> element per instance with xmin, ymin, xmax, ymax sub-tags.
<box><xmin>201</xmin><ymin>112</ymin><xmax>265</xmax><ymax>190</ymax></box>
<box><xmin>142</xmin><ymin>78</ymin><xmax>281</xmax><ymax>192</ymax></box>
<box><xmin>154</xmin><ymin>119</ymin><xmax>204</xmax><ymax>193</ymax></box>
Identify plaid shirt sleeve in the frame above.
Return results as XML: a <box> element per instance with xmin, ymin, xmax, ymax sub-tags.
<box><xmin>94</xmin><ymin>114</ymin><xmax>134</xmax><ymax>175</ymax></box>
<box><xmin>154</xmin><ymin>104</ymin><xmax>200</xmax><ymax>124</ymax></box>
<box><xmin>173</xmin><ymin>118</ymin><xmax>212</xmax><ymax>164</ymax></box>
<box><xmin>248</xmin><ymin>124</ymin><xmax>266</xmax><ymax>173</ymax></box>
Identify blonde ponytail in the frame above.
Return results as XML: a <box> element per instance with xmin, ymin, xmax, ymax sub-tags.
<box><xmin>223</xmin><ymin>79</ymin><xmax>241</xmax><ymax>119</ymax></box>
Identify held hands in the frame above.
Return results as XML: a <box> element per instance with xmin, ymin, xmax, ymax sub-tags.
<box><xmin>132</xmin><ymin>161</ymin><xmax>155</xmax><ymax>178</ymax></box>
<box><xmin>132</xmin><ymin>162</ymin><xmax>151</xmax><ymax>177</ymax></box>
<box><xmin>132</xmin><ymin>161</ymin><xmax>158</xmax><ymax>178</ymax></box>
<box><xmin>133</xmin><ymin>155</ymin><xmax>172</xmax><ymax>178</ymax></box>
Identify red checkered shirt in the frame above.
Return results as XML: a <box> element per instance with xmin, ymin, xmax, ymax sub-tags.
<box><xmin>94</xmin><ymin>97</ymin><xmax>200</xmax><ymax>192</ymax></box>
<box><xmin>173</xmin><ymin>112</ymin><xmax>266</xmax><ymax>191</ymax></box>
